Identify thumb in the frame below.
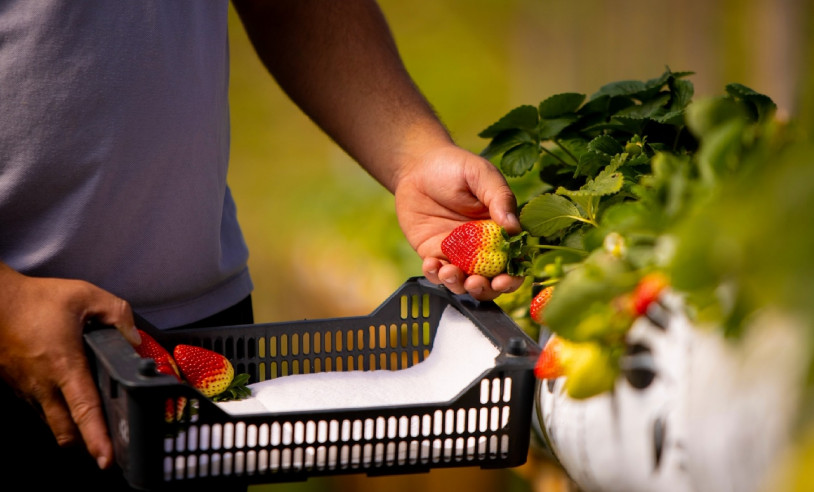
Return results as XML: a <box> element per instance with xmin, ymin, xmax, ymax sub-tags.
<box><xmin>474</xmin><ymin>166</ymin><xmax>521</xmax><ymax>234</ymax></box>
<box><xmin>86</xmin><ymin>289</ymin><xmax>140</xmax><ymax>346</ymax></box>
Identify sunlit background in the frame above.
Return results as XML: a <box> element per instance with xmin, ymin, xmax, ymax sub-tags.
<box><xmin>225</xmin><ymin>1</ymin><xmax>813</xmax><ymax>490</ymax></box>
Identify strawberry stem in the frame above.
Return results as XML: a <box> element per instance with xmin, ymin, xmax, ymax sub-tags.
<box><xmin>528</xmin><ymin>244</ymin><xmax>589</xmax><ymax>256</ymax></box>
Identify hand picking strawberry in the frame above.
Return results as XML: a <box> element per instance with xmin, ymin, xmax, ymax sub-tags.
<box><xmin>440</xmin><ymin>219</ymin><xmax>530</xmax><ymax>278</ymax></box>
<box><xmin>173</xmin><ymin>344</ymin><xmax>251</xmax><ymax>402</ymax></box>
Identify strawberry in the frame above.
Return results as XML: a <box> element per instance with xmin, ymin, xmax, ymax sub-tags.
<box><xmin>440</xmin><ymin>219</ymin><xmax>528</xmax><ymax>278</ymax></box>
<box><xmin>534</xmin><ymin>334</ymin><xmax>566</xmax><ymax>380</ymax></box>
<box><xmin>631</xmin><ymin>272</ymin><xmax>669</xmax><ymax>316</ymax></box>
<box><xmin>529</xmin><ymin>286</ymin><xmax>554</xmax><ymax>325</ymax></box>
<box><xmin>132</xmin><ymin>330</ymin><xmax>189</xmax><ymax>420</ymax></box>
<box><xmin>563</xmin><ymin>340</ymin><xmax>618</xmax><ymax>400</ymax></box>
<box><xmin>164</xmin><ymin>396</ymin><xmax>188</xmax><ymax>423</ymax></box>
<box><xmin>134</xmin><ymin>329</ymin><xmax>181</xmax><ymax>381</ymax></box>
<box><xmin>173</xmin><ymin>344</ymin><xmax>251</xmax><ymax>401</ymax></box>
<box><xmin>535</xmin><ymin>335</ymin><xmax>618</xmax><ymax>399</ymax></box>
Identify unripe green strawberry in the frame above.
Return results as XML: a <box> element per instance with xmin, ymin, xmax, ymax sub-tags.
<box><xmin>441</xmin><ymin>220</ymin><xmax>528</xmax><ymax>278</ymax></box>
<box><xmin>530</xmin><ymin>286</ymin><xmax>554</xmax><ymax>325</ymax></box>
<box><xmin>173</xmin><ymin>344</ymin><xmax>251</xmax><ymax>401</ymax></box>
<box><xmin>562</xmin><ymin>341</ymin><xmax>618</xmax><ymax>399</ymax></box>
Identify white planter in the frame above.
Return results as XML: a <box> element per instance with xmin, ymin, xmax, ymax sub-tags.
<box><xmin>534</xmin><ymin>293</ymin><xmax>810</xmax><ymax>492</ymax></box>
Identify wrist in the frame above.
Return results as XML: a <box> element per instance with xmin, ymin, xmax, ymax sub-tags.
<box><xmin>384</xmin><ymin>121</ymin><xmax>454</xmax><ymax>193</ymax></box>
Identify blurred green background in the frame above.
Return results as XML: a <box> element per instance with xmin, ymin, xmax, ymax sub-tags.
<box><xmin>226</xmin><ymin>0</ymin><xmax>813</xmax><ymax>490</ymax></box>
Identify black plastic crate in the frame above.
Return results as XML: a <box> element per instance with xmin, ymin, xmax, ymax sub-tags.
<box><xmin>84</xmin><ymin>277</ymin><xmax>540</xmax><ymax>490</ymax></box>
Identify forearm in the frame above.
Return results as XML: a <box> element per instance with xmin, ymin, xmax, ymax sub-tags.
<box><xmin>232</xmin><ymin>0</ymin><xmax>453</xmax><ymax>193</ymax></box>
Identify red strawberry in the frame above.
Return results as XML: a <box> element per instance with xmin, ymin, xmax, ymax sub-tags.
<box><xmin>530</xmin><ymin>286</ymin><xmax>555</xmax><ymax>325</ymax></box>
<box><xmin>631</xmin><ymin>272</ymin><xmax>669</xmax><ymax>316</ymax></box>
<box><xmin>173</xmin><ymin>344</ymin><xmax>251</xmax><ymax>401</ymax></box>
<box><xmin>440</xmin><ymin>220</ymin><xmax>528</xmax><ymax>278</ymax></box>
<box><xmin>134</xmin><ymin>329</ymin><xmax>181</xmax><ymax>381</ymax></box>
<box><xmin>164</xmin><ymin>396</ymin><xmax>188</xmax><ymax>423</ymax></box>
<box><xmin>534</xmin><ymin>334</ymin><xmax>566</xmax><ymax>380</ymax></box>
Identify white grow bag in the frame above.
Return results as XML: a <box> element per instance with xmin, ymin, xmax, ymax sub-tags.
<box><xmin>534</xmin><ymin>292</ymin><xmax>810</xmax><ymax>492</ymax></box>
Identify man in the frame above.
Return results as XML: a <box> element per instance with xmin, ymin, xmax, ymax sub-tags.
<box><xmin>0</xmin><ymin>1</ymin><xmax>522</xmax><ymax>488</ymax></box>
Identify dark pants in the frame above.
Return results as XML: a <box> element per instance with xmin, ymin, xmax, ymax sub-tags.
<box><xmin>1</xmin><ymin>296</ymin><xmax>253</xmax><ymax>491</ymax></box>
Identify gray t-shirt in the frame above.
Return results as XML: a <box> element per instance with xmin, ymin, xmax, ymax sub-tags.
<box><xmin>0</xmin><ymin>1</ymin><xmax>253</xmax><ymax>328</ymax></box>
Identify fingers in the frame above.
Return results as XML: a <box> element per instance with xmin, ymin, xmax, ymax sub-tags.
<box><xmin>469</xmin><ymin>156</ymin><xmax>521</xmax><ymax>234</ymax></box>
<box><xmin>86</xmin><ymin>288</ymin><xmax>140</xmax><ymax>346</ymax></box>
<box><xmin>38</xmin><ymin>354</ymin><xmax>114</xmax><ymax>469</ymax></box>
<box><xmin>423</xmin><ymin>258</ymin><xmax>523</xmax><ymax>301</ymax></box>
<box><xmin>60</xmin><ymin>369</ymin><xmax>113</xmax><ymax>469</ymax></box>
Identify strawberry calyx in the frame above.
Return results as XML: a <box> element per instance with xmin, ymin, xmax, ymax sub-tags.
<box><xmin>503</xmin><ymin>229</ymin><xmax>533</xmax><ymax>276</ymax></box>
<box><xmin>212</xmin><ymin>372</ymin><xmax>252</xmax><ymax>402</ymax></box>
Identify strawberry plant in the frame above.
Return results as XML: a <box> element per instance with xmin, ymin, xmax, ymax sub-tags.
<box><xmin>480</xmin><ymin>68</ymin><xmax>787</xmax><ymax>398</ymax></box>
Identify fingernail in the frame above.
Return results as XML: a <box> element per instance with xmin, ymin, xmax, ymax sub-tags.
<box><xmin>470</xmin><ymin>287</ymin><xmax>483</xmax><ymax>296</ymax></box>
<box><xmin>506</xmin><ymin>212</ymin><xmax>519</xmax><ymax>227</ymax></box>
<box><xmin>97</xmin><ymin>455</ymin><xmax>110</xmax><ymax>470</ymax></box>
<box><xmin>444</xmin><ymin>276</ymin><xmax>457</xmax><ymax>284</ymax></box>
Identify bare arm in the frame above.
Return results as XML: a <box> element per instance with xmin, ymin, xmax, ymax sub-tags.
<box><xmin>232</xmin><ymin>0</ymin><xmax>524</xmax><ymax>299</ymax></box>
<box><xmin>232</xmin><ymin>0</ymin><xmax>449</xmax><ymax>191</ymax></box>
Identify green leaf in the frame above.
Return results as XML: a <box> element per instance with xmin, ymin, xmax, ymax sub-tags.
<box><xmin>696</xmin><ymin>119</ymin><xmax>747</xmax><ymax>185</ymax></box>
<box><xmin>538</xmin><ymin>116</ymin><xmax>579</xmax><ymax>139</ymax></box>
<box><xmin>479</xmin><ymin>105</ymin><xmax>538</xmax><ymax>138</ymax></box>
<box><xmin>588</xmin><ymin>135</ymin><xmax>624</xmax><ymax>157</ymax></box>
<box><xmin>643</xmin><ymin>70</ymin><xmax>674</xmax><ymax>91</ymax></box>
<box><xmin>501</xmin><ymin>143</ymin><xmax>540</xmax><ymax>177</ymax></box>
<box><xmin>725</xmin><ymin>83</ymin><xmax>777</xmax><ymax>122</ymax></box>
<box><xmin>480</xmin><ymin>129</ymin><xmax>535</xmax><ymax>160</ymax></box>
<box><xmin>592</xmin><ymin>79</ymin><xmax>648</xmax><ymax>99</ymax></box>
<box><xmin>669</xmin><ymin>78</ymin><xmax>694</xmax><ymax>111</ymax></box>
<box><xmin>614</xmin><ymin>92</ymin><xmax>671</xmax><ymax>119</ymax></box>
<box><xmin>532</xmin><ymin>249</ymin><xmax>585</xmax><ymax>276</ymax></box>
<box><xmin>685</xmin><ymin>97</ymin><xmax>748</xmax><ymax>139</ymax></box>
<box><xmin>654</xmin><ymin>109</ymin><xmax>685</xmax><ymax>125</ymax></box>
<box><xmin>607</xmin><ymin>115</ymin><xmax>647</xmax><ymax>134</ymax></box>
<box><xmin>558</xmin><ymin>154</ymin><xmax>626</xmax><ymax>220</ymax></box>
<box><xmin>580</xmin><ymin>170</ymin><xmax>624</xmax><ymax>197</ymax></box>
<box><xmin>575</xmin><ymin>149</ymin><xmax>610</xmax><ymax>178</ymax></box>
<box><xmin>578</xmin><ymin>94</ymin><xmax>611</xmax><ymax>116</ymax></box>
<box><xmin>212</xmin><ymin>373</ymin><xmax>252</xmax><ymax>402</ymax></box>
<box><xmin>519</xmin><ymin>193</ymin><xmax>584</xmax><ymax>237</ymax></box>
<box><xmin>542</xmin><ymin>251</ymin><xmax>637</xmax><ymax>341</ymax></box>
<box><xmin>539</xmin><ymin>93</ymin><xmax>586</xmax><ymax>118</ymax></box>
